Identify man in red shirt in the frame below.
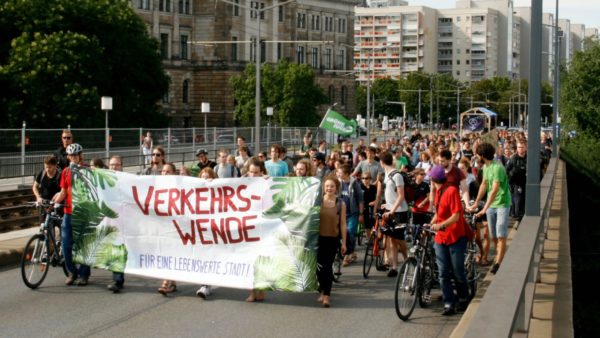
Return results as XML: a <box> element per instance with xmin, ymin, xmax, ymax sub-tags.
<box><xmin>429</xmin><ymin>165</ymin><xmax>470</xmax><ymax>316</ymax></box>
<box><xmin>54</xmin><ymin>143</ymin><xmax>91</xmax><ymax>286</ymax></box>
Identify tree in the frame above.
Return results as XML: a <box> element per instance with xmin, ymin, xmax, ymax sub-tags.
<box><xmin>0</xmin><ymin>0</ymin><xmax>169</xmax><ymax>128</ymax></box>
<box><xmin>561</xmin><ymin>37</ymin><xmax>600</xmax><ymax>139</ymax></box>
<box><xmin>230</xmin><ymin>59</ymin><xmax>327</xmax><ymax>127</ymax></box>
<box><xmin>371</xmin><ymin>78</ymin><xmax>399</xmax><ymax>119</ymax></box>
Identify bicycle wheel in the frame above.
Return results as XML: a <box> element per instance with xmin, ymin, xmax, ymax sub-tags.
<box><xmin>362</xmin><ymin>233</ymin><xmax>375</xmax><ymax>278</ymax></box>
<box><xmin>466</xmin><ymin>242</ymin><xmax>479</xmax><ymax>299</ymax></box>
<box><xmin>418</xmin><ymin>253</ymin><xmax>435</xmax><ymax>308</ymax></box>
<box><xmin>21</xmin><ymin>234</ymin><xmax>50</xmax><ymax>289</ymax></box>
<box><xmin>395</xmin><ymin>257</ymin><xmax>419</xmax><ymax>321</ymax></box>
<box><xmin>357</xmin><ymin>223</ymin><xmax>364</xmax><ymax>246</ymax></box>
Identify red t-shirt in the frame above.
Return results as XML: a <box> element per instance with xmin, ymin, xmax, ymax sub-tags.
<box><xmin>433</xmin><ymin>184</ymin><xmax>467</xmax><ymax>245</ymax></box>
<box><xmin>445</xmin><ymin>165</ymin><xmax>465</xmax><ymax>188</ymax></box>
<box><xmin>60</xmin><ymin>168</ymin><xmax>73</xmax><ymax>215</ymax></box>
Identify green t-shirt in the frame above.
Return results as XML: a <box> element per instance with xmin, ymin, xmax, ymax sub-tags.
<box><xmin>396</xmin><ymin>156</ymin><xmax>409</xmax><ymax>170</ymax></box>
<box><xmin>483</xmin><ymin>161</ymin><xmax>512</xmax><ymax>208</ymax></box>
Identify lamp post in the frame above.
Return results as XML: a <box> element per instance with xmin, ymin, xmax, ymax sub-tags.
<box><xmin>101</xmin><ymin>96</ymin><xmax>112</xmax><ymax>160</ymax></box>
<box><xmin>266</xmin><ymin>106</ymin><xmax>273</xmax><ymax>143</ymax></box>
<box><xmin>202</xmin><ymin>102</ymin><xmax>210</xmax><ymax>142</ymax></box>
<box><xmin>552</xmin><ymin>0</ymin><xmax>561</xmax><ymax>157</ymax></box>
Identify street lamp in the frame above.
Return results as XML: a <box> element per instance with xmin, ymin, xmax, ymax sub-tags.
<box><xmin>201</xmin><ymin>102</ymin><xmax>210</xmax><ymax>141</ymax></box>
<box><xmin>101</xmin><ymin>96</ymin><xmax>112</xmax><ymax>160</ymax></box>
<box><xmin>553</xmin><ymin>0</ymin><xmax>561</xmax><ymax>157</ymax></box>
<box><xmin>218</xmin><ymin>0</ymin><xmax>295</xmax><ymax>154</ymax></box>
<box><xmin>266</xmin><ymin>106</ymin><xmax>273</xmax><ymax>143</ymax></box>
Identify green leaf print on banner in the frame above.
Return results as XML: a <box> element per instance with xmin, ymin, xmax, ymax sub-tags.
<box><xmin>70</xmin><ymin>167</ymin><xmax>127</xmax><ymax>273</ymax></box>
<box><xmin>254</xmin><ymin>177</ymin><xmax>321</xmax><ymax>291</ymax></box>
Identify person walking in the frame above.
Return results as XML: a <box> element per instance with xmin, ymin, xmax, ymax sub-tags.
<box><xmin>317</xmin><ymin>175</ymin><xmax>347</xmax><ymax>308</ymax></box>
<box><xmin>142</xmin><ymin>131</ymin><xmax>153</xmax><ymax>166</ymax></box>
<box><xmin>428</xmin><ymin>165</ymin><xmax>471</xmax><ymax>316</ymax></box>
<box><xmin>505</xmin><ymin>140</ymin><xmax>527</xmax><ymax>221</ymax></box>
<box><xmin>54</xmin><ymin>129</ymin><xmax>73</xmax><ymax>169</ymax></box>
<box><xmin>107</xmin><ymin>155</ymin><xmax>126</xmax><ymax>292</ymax></box>
<box><xmin>469</xmin><ymin>142</ymin><xmax>512</xmax><ymax>275</ymax></box>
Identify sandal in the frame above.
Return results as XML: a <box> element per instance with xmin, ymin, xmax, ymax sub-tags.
<box><xmin>157</xmin><ymin>280</ymin><xmax>177</xmax><ymax>295</ymax></box>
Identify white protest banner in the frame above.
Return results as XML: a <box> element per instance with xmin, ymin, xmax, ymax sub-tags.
<box><xmin>69</xmin><ymin>168</ymin><xmax>321</xmax><ymax>291</ymax></box>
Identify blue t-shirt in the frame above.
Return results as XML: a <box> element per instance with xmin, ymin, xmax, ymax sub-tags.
<box><xmin>265</xmin><ymin>160</ymin><xmax>289</xmax><ymax>177</ymax></box>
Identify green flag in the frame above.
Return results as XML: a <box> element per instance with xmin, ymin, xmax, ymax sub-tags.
<box><xmin>319</xmin><ymin>109</ymin><xmax>357</xmax><ymax>136</ymax></box>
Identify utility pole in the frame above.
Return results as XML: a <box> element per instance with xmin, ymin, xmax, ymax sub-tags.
<box><xmin>552</xmin><ymin>0</ymin><xmax>560</xmax><ymax>157</ymax></box>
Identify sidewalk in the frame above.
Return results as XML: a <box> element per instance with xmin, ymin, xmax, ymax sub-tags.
<box><xmin>0</xmin><ymin>227</ymin><xmax>39</xmax><ymax>267</ymax></box>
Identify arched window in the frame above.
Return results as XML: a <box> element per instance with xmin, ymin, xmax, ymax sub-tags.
<box><xmin>328</xmin><ymin>85</ymin><xmax>335</xmax><ymax>105</ymax></box>
<box><xmin>182</xmin><ymin>79</ymin><xmax>189</xmax><ymax>103</ymax></box>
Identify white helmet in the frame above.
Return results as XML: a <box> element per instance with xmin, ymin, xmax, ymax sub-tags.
<box><xmin>66</xmin><ymin>143</ymin><xmax>83</xmax><ymax>155</ymax></box>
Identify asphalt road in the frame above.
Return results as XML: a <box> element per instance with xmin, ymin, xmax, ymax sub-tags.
<box><xmin>0</xmin><ymin>249</ymin><xmax>460</xmax><ymax>338</ymax></box>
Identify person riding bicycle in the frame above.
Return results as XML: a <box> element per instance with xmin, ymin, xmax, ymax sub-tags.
<box><xmin>428</xmin><ymin>165</ymin><xmax>470</xmax><ymax>316</ymax></box>
<box><xmin>54</xmin><ymin>143</ymin><xmax>91</xmax><ymax>286</ymax></box>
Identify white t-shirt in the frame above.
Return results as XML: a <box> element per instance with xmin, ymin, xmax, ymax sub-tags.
<box><xmin>384</xmin><ymin>170</ymin><xmax>408</xmax><ymax>212</ymax></box>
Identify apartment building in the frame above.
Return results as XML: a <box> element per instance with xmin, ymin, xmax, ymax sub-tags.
<box><xmin>585</xmin><ymin>28</ymin><xmax>599</xmax><ymax>41</ymax></box>
<box><xmin>354</xmin><ymin>4</ymin><xmax>438</xmax><ymax>85</ymax></box>
<box><xmin>131</xmin><ymin>0</ymin><xmax>359</xmax><ymax>127</ymax></box>
<box><xmin>571</xmin><ymin>24</ymin><xmax>586</xmax><ymax>54</ymax></box>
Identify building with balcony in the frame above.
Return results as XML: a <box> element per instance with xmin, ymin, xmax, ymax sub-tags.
<box><xmin>131</xmin><ymin>0</ymin><xmax>359</xmax><ymax>127</ymax></box>
<box><xmin>354</xmin><ymin>3</ymin><xmax>437</xmax><ymax>85</ymax></box>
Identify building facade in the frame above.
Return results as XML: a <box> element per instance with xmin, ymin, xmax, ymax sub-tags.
<box><xmin>131</xmin><ymin>0</ymin><xmax>359</xmax><ymax>127</ymax></box>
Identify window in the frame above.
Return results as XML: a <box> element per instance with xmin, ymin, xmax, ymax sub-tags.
<box><xmin>456</xmin><ymin>59</ymin><xmax>460</xmax><ymax>65</ymax></box>
<box><xmin>234</xmin><ymin>0</ymin><xmax>239</xmax><ymax>16</ymax></box>
<box><xmin>138</xmin><ymin>0</ymin><xmax>150</xmax><ymax>10</ymax></box>
<box><xmin>456</xmin><ymin>71</ymin><xmax>461</xmax><ymax>76</ymax></box>
<box><xmin>261</xmin><ymin>40</ymin><xmax>266</xmax><ymax>62</ymax></box>
<box><xmin>311</xmin><ymin>15</ymin><xmax>315</xmax><ymax>30</ymax></box>
<box><xmin>180</xmin><ymin>35</ymin><xmax>188</xmax><ymax>59</ymax></box>
<box><xmin>178</xmin><ymin>0</ymin><xmax>190</xmax><ymax>14</ymax></box>
<box><xmin>182</xmin><ymin>80</ymin><xmax>189</xmax><ymax>103</ymax></box>
<box><xmin>336</xmin><ymin>49</ymin><xmax>345</xmax><ymax>69</ymax></box>
<box><xmin>159</xmin><ymin>0</ymin><xmax>170</xmax><ymax>12</ymax></box>
<box><xmin>163</xmin><ymin>89</ymin><xmax>169</xmax><ymax>103</ymax></box>
<box><xmin>316</xmin><ymin>15</ymin><xmax>320</xmax><ymax>30</ymax></box>
<box><xmin>457</xmin><ymin>16</ymin><xmax>461</xmax><ymax>22</ymax></box>
<box><xmin>341</xmin><ymin>86</ymin><xmax>347</xmax><ymax>106</ymax></box>
<box><xmin>278</xmin><ymin>6</ymin><xmax>283</xmax><ymax>22</ymax></box>
<box><xmin>297</xmin><ymin>13</ymin><xmax>306</xmax><ymax>28</ymax></box>
<box><xmin>250</xmin><ymin>2</ymin><xmax>263</xmax><ymax>19</ymax></box>
<box><xmin>324</xmin><ymin>48</ymin><xmax>332</xmax><ymax>69</ymax></box>
<box><xmin>231</xmin><ymin>37</ymin><xmax>238</xmax><ymax>61</ymax></box>
<box><xmin>456</xmin><ymin>48</ymin><xmax>461</xmax><ymax>54</ymax></box>
<box><xmin>297</xmin><ymin>46</ymin><xmax>305</xmax><ymax>64</ymax></box>
<box><xmin>277</xmin><ymin>43</ymin><xmax>282</xmax><ymax>60</ymax></box>
<box><xmin>466</xmin><ymin>60</ymin><xmax>470</xmax><ymax>65</ymax></box>
<box><xmin>466</xmin><ymin>71</ymin><xmax>470</xmax><ymax>77</ymax></box>
<box><xmin>309</xmin><ymin>47</ymin><xmax>319</xmax><ymax>68</ymax></box>
<box><xmin>160</xmin><ymin>33</ymin><xmax>169</xmax><ymax>59</ymax></box>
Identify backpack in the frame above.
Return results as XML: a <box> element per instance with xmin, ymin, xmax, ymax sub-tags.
<box><xmin>388</xmin><ymin>170</ymin><xmax>415</xmax><ymax>204</ymax></box>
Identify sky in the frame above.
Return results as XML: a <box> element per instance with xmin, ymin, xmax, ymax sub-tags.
<box><xmin>390</xmin><ymin>0</ymin><xmax>599</xmax><ymax>28</ymax></box>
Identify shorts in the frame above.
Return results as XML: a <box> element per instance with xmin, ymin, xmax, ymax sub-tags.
<box><xmin>486</xmin><ymin>207</ymin><xmax>509</xmax><ymax>238</ymax></box>
<box><xmin>382</xmin><ymin>212</ymin><xmax>408</xmax><ymax>240</ymax></box>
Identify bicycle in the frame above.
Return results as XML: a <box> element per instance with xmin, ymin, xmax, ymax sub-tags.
<box><xmin>20</xmin><ymin>201</ymin><xmax>68</xmax><ymax>289</ymax></box>
<box><xmin>394</xmin><ymin>224</ymin><xmax>437</xmax><ymax>321</ymax></box>
<box><xmin>463</xmin><ymin>210</ymin><xmax>482</xmax><ymax>299</ymax></box>
<box><xmin>362</xmin><ymin>210</ymin><xmax>388</xmax><ymax>278</ymax></box>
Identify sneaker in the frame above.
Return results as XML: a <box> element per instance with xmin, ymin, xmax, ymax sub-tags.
<box><xmin>76</xmin><ymin>277</ymin><xmax>89</xmax><ymax>286</ymax></box>
<box><xmin>107</xmin><ymin>281</ymin><xmax>123</xmax><ymax>293</ymax></box>
<box><xmin>196</xmin><ymin>285</ymin><xmax>211</xmax><ymax>299</ymax></box>
<box><xmin>490</xmin><ymin>263</ymin><xmax>500</xmax><ymax>274</ymax></box>
<box><xmin>442</xmin><ymin>305</ymin><xmax>456</xmax><ymax>316</ymax></box>
<box><xmin>387</xmin><ymin>269</ymin><xmax>398</xmax><ymax>277</ymax></box>
<box><xmin>65</xmin><ymin>273</ymin><xmax>77</xmax><ymax>286</ymax></box>
<box><xmin>342</xmin><ymin>256</ymin><xmax>350</xmax><ymax>267</ymax></box>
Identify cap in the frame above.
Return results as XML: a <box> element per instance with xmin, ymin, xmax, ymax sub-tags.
<box><xmin>195</xmin><ymin>148</ymin><xmax>208</xmax><ymax>156</ymax></box>
<box><xmin>312</xmin><ymin>152</ymin><xmax>326</xmax><ymax>162</ymax></box>
<box><xmin>429</xmin><ymin>165</ymin><xmax>447</xmax><ymax>181</ymax></box>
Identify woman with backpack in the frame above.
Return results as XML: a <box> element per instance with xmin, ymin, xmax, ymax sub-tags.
<box><xmin>317</xmin><ymin>174</ymin><xmax>348</xmax><ymax>308</ymax></box>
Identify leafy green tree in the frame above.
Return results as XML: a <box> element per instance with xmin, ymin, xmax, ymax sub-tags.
<box><xmin>230</xmin><ymin>60</ymin><xmax>327</xmax><ymax>127</ymax></box>
<box><xmin>0</xmin><ymin>0</ymin><xmax>169</xmax><ymax>128</ymax></box>
<box><xmin>399</xmin><ymin>72</ymin><xmax>431</xmax><ymax>125</ymax></box>
<box><xmin>371</xmin><ymin>78</ymin><xmax>399</xmax><ymax>119</ymax></box>
<box><xmin>561</xmin><ymin>37</ymin><xmax>600</xmax><ymax>139</ymax></box>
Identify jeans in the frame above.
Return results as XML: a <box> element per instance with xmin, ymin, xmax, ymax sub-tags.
<box><xmin>434</xmin><ymin>237</ymin><xmax>469</xmax><ymax>307</ymax></box>
<box><xmin>486</xmin><ymin>206</ymin><xmax>510</xmax><ymax>238</ymax></box>
<box><xmin>510</xmin><ymin>185</ymin><xmax>525</xmax><ymax>220</ymax></box>
<box><xmin>346</xmin><ymin>214</ymin><xmax>358</xmax><ymax>255</ymax></box>
<box><xmin>113</xmin><ymin>272</ymin><xmax>124</xmax><ymax>285</ymax></box>
<box><xmin>61</xmin><ymin>214</ymin><xmax>90</xmax><ymax>278</ymax></box>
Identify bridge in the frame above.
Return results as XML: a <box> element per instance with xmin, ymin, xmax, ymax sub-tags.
<box><xmin>0</xmin><ymin>156</ymin><xmax>572</xmax><ymax>337</ymax></box>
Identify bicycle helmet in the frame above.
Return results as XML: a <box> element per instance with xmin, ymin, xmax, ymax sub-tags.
<box><xmin>66</xmin><ymin>143</ymin><xmax>83</xmax><ymax>155</ymax></box>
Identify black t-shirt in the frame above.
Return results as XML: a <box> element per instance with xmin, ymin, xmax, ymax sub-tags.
<box><xmin>341</xmin><ymin>151</ymin><xmax>353</xmax><ymax>164</ymax></box>
<box><xmin>196</xmin><ymin>160</ymin><xmax>217</xmax><ymax>171</ymax></box>
<box><xmin>462</xmin><ymin>149</ymin><xmax>474</xmax><ymax>161</ymax></box>
<box><xmin>35</xmin><ymin>169</ymin><xmax>62</xmax><ymax>201</ymax></box>
<box><xmin>54</xmin><ymin>146</ymin><xmax>69</xmax><ymax>169</ymax></box>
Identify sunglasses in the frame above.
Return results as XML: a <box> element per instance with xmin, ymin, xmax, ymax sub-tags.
<box><xmin>152</xmin><ymin>153</ymin><xmax>162</xmax><ymax>157</ymax></box>
<box><xmin>361</xmin><ymin>177</ymin><xmax>370</xmax><ymax>180</ymax></box>
<box><xmin>62</xmin><ymin>136</ymin><xmax>72</xmax><ymax>140</ymax></box>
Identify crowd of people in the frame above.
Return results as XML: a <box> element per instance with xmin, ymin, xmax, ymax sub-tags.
<box><xmin>31</xmin><ymin>127</ymin><xmax>551</xmax><ymax>313</ymax></box>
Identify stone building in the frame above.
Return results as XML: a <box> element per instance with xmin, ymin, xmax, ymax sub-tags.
<box><xmin>131</xmin><ymin>0</ymin><xmax>359</xmax><ymax>127</ymax></box>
